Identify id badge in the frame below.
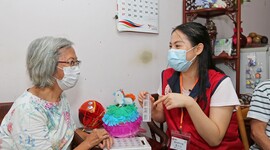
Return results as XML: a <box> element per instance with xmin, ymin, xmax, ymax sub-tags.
<box><xmin>170</xmin><ymin>130</ymin><xmax>191</xmax><ymax>150</ymax></box>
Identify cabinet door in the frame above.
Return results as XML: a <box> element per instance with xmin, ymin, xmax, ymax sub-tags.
<box><xmin>240</xmin><ymin>46</ymin><xmax>270</xmax><ymax>94</ymax></box>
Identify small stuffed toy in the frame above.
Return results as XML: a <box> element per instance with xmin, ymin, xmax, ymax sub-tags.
<box><xmin>114</xmin><ymin>89</ymin><xmax>136</xmax><ymax>106</ymax></box>
<box><xmin>195</xmin><ymin>0</ymin><xmax>217</xmax><ymax>9</ymax></box>
<box><xmin>212</xmin><ymin>0</ymin><xmax>227</xmax><ymax>8</ymax></box>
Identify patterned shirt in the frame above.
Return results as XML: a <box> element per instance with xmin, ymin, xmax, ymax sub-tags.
<box><xmin>247</xmin><ymin>80</ymin><xmax>270</xmax><ymax>150</ymax></box>
<box><xmin>0</xmin><ymin>91</ymin><xmax>76</xmax><ymax>150</ymax></box>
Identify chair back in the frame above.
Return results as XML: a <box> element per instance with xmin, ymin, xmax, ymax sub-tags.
<box><xmin>236</xmin><ymin>106</ymin><xmax>250</xmax><ymax>150</ymax></box>
<box><xmin>0</xmin><ymin>102</ymin><xmax>13</xmax><ymax>124</ymax></box>
<box><xmin>147</xmin><ymin>94</ymin><xmax>168</xmax><ymax>150</ymax></box>
<box><xmin>238</xmin><ymin>94</ymin><xmax>254</xmax><ymax>149</ymax></box>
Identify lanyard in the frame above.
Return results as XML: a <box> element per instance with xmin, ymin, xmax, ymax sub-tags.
<box><xmin>179</xmin><ymin>73</ymin><xmax>198</xmax><ymax>131</ymax></box>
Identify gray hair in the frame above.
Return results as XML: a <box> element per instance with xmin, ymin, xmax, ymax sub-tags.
<box><xmin>26</xmin><ymin>36</ymin><xmax>73</xmax><ymax>87</ymax></box>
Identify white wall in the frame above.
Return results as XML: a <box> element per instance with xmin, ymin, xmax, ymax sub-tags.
<box><xmin>220</xmin><ymin>0</ymin><xmax>270</xmax><ymax>88</ymax></box>
<box><xmin>0</xmin><ymin>0</ymin><xmax>182</xmax><ymax>127</ymax></box>
<box><xmin>205</xmin><ymin>0</ymin><xmax>270</xmax><ymax>39</ymax></box>
<box><xmin>242</xmin><ymin>0</ymin><xmax>270</xmax><ymax>39</ymax></box>
<box><xmin>197</xmin><ymin>0</ymin><xmax>270</xmax><ymax>89</ymax></box>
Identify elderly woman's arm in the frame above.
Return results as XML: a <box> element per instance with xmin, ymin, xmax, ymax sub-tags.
<box><xmin>74</xmin><ymin>128</ymin><xmax>113</xmax><ymax>150</ymax></box>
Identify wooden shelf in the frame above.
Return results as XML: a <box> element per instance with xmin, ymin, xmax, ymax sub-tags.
<box><xmin>185</xmin><ymin>8</ymin><xmax>237</xmax><ymax>18</ymax></box>
<box><xmin>182</xmin><ymin>1</ymin><xmax>248</xmax><ymax>147</ymax></box>
<box><xmin>212</xmin><ymin>51</ymin><xmax>238</xmax><ymax>60</ymax></box>
<box><xmin>212</xmin><ymin>55</ymin><xmax>238</xmax><ymax>60</ymax></box>
<box><xmin>183</xmin><ymin>0</ymin><xmax>242</xmax><ymax>95</ymax></box>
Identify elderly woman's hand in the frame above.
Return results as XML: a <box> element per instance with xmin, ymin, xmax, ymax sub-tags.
<box><xmin>98</xmin><ymin>135</ymin><xmax>113</xmax><ymax>149</ymax></box>
<box><xmin>84</xmin><ymin>128</ymin><xmax>113</xmax><ymax>149</ymax></box>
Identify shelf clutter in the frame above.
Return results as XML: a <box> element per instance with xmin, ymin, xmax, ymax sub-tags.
<box><xmin>183</xmin><ymin>0</ymin><xmax>242</xmax><ymax>94</ymax></box>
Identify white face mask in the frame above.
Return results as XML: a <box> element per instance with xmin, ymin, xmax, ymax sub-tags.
<box><xmin>56</xmin><ymin>66</ymin><xmax>80</xmax><ymax>91</ymax></box>
<box><xmin>168</xmin><ymin>46</ymin><xmax>197</xmax><ymax>72</ymax></box>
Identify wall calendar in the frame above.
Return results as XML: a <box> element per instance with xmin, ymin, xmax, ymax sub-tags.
<box><xmin>116</xmin><ymin>0</ymin><xmax>159</xmax><ymax>33</ymax></box>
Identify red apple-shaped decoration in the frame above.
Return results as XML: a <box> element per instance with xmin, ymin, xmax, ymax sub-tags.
<box><xmin>246</xmin><ymin>36</ymin><xmax>252</xmax><ymax>45</ymax></box>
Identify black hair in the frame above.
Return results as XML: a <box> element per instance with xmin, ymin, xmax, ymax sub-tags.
<box><xmin>172</xmin><ymin>22</ymin><xmax>224</xmax><ymax>105</ymax></box>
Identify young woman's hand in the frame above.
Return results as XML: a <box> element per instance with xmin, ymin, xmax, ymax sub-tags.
<box><xmin>137</xmin><ymin>91</ymin><xmax>155</xmax><ymax>108</ymax></box>
<box><xmin>154</xmin><ymin>93</ymin><xmax>194</xmax><ymax>110</ymax></box>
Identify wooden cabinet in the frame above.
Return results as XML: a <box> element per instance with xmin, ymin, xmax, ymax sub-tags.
<box><xmin>182</xmin><ymin>0</ymin><xmax>242</xmax><ymax>95</ymax></box>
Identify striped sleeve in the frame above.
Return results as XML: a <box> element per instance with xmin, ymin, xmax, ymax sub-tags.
<box><xmin>247</xmin><ymin>81</ymin><xmax>270</xmax><ymax>123</ymax></box>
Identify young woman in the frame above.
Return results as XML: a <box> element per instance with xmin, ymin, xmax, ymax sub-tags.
<box><xmin>138</xmin><ymin>22</ymin><xmax>243</xmax><ymax>149</ymax></box>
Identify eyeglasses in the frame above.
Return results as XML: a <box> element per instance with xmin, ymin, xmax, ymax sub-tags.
<box><xmin>58</xmin><ymin>60</ymin><xmax>81</xmax><ymax>66</ymax></box>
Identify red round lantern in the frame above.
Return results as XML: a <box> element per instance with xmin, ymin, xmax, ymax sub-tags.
<box><xmin>79</xmin><ymin>100</ymin><xmax>105</xmax><ymax>130</ymax></box>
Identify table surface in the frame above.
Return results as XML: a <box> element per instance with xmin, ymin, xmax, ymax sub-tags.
<box><xmin>72</xmin><ymin>131</ymin><xmax>162</xmax><ymax>150</ymax></box>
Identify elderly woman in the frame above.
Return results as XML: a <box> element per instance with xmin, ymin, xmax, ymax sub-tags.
<box><xmin>0</xmin><ymin>37</ymin><xmax>112</xmax><ymax>149</ymax></box>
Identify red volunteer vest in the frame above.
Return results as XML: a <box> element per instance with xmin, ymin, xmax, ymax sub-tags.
<box><xmin>162</xmin><ymin>68</ymin><xmax>243</xmax><ymax>150</ymax></box>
